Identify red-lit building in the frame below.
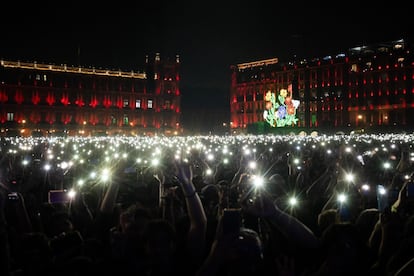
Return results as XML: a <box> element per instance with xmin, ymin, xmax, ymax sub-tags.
<box><xmin>230</xmin><ymin>39</ymin><xmax>414</xmax><ymax>133</ymax></box>
<box><xmin>0</xmin><ymin>53</ymin><xmax>181</xmax><ymax>136</ymax></box>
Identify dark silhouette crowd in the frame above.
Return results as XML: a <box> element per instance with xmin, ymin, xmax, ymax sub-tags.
<box><xmin>1</xmin><ymin>133</ymin><xmax>414</xmax><ymax>276</ymax></box>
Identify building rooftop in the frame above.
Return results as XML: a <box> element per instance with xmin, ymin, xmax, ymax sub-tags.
<box><xmin>0</xmin><ymin>59</ymin><xmax>146</xmax><ymax>79</ymax></box>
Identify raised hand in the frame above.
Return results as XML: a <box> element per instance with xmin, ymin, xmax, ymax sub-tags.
<box><xmin>173</xmin><ymin>160</ymin><xmax>195</xmax><ymax>196</ymax></box>
<box><xmin>240</xmin><ymin>189</ymin><xmax>279</xmax><ymax>218</ymax></box>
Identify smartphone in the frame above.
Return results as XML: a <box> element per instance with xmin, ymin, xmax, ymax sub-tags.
<box><xmin>376</xmin><ymin>185</ymin><xmax>389</xmax><ymax>213</ymax></box>
<box><xmin>338</xmin><ymin>203</ymin><xmax>351</xmax><ymax>222</ymax></box>
<box><xmin>8</xmin><ymin>192</ymin><xmax>19</xmax><ymax>201</ymax></box>
<box><xmin>222</xmin><ymin>208</ymin><xmax>241</xmax><ymax>235</ymax></box>
<box><xmin>406</xmin><ymin>181</ymin><xmax>414</xmax><ymax>198</ymax></box>
<box><xmin>48</xmin><ymin>190</ymin><xmax>69</xmax><ymax>204</ymax></box>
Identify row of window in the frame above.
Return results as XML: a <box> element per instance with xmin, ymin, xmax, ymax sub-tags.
<box><xmin>1</xmin><ymin>72</ymin><xmax>148</xmax><ymax>93</ymax></box>
<box><xmin>4</xmin><ymin>111</ymin><xmax>178</xmax><ymax>127</ymax></box>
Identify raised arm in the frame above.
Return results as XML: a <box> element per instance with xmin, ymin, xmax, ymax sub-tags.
<box><xmin>241</xmin><ymin>190</ymin><xmax>320</xmax><ymax>249</ymax></box>
<box><xmin>230</xmin><ymin>154</ymin><xmax>248</xmax><ymax>187</ymax></box>
<box><xmin>175</xmin><ymin>161</ymin><xmax>207</xmax><ymax>263</ymax></box>
<box><xmin>99</xmin><ymin>179</ymin><xmax>119</xmax><ymax>214</ymax></box>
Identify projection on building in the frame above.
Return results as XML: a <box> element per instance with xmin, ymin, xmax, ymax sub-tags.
<box><xmin>263</xmin><ymin>84</ymin><xmax>299</xmax><ymax>127</ymax></box>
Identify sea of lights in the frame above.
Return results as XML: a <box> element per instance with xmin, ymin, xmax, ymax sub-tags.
<box><xmin>1</xmin><ymin>132</ymin><xmax>413</xmax><ymax>209</ymax></box>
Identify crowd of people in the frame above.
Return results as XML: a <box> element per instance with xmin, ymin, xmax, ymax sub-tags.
<box><xmin>1</xmin><ymin>132</ymin><xmax>414</xmax><ymax>275</ymax></box>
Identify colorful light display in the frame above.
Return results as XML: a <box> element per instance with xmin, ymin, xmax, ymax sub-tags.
<box><xmin>263</xmin><ymin>84</ymin><xmax>300</xmax><ymax>127</ymax></box>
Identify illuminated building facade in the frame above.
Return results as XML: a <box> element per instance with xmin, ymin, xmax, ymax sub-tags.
<box><xmin>0</xmin><ymin>53</ymin><xmax>181</xmax><ymax>136</ymax></box>
<box><xmin>230</xmin><ymin>39</ymin><xmax>414</xmax><ymax>133</ymax></box>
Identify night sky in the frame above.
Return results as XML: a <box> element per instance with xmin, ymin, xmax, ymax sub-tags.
<box><xmin>1</xmin><ymin>1</ymin><xmax>412</xmax><ymax>132</ymax></box>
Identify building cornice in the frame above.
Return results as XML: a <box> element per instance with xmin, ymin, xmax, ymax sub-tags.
<box><xmin>0</xmin><ymin>60</ymin><xmax>146</xmax><ymax>79</ymax></box>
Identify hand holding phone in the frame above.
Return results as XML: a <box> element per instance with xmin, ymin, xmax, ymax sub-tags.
<box><xmin>8</xmin><ymin>192</ymin><xmax>19</xmax><ymax>201</ymax></box>
<box><xmin>48</xmin><ymin>190</ymin><xmax>70</xmax><ymax>204</ymax></box>
<box><xmin>377</xmin><ymin>185</ymin><xmax>389</xmax><ymax>213</ymax></box>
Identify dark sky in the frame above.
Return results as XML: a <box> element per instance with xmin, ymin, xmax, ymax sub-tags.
<box><xmin>1</xmin><ymin>1</ymin><xmax>412</xmax><ymax>131</ymax></box>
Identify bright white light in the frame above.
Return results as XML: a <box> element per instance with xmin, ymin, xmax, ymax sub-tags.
<box><xmin>205</xmin><ymin>168</ymin><xmax>212</xmax><ymax>175</ymax></box>
<box><xmin>60</xmin><ymin>161</ymin><xmax>69</xmax><ymax>169</ymax></box>
<box><xmin>248</xmin><ymin>161</ymin><xmax>257</xmax><ymax>170</ymax></box>
<box><xmin>289</xmin><ymin>197</ymin><xmax>298</xmax><ymax>206</ymax></box>
<box><xmin>101</xmin><ymin>168</ymin><xmax>111</xmax><ymax>182</ymax></box>
<box><xmin>44</xmin><ymin>164</ymin><xmax>51</xmax><ymax>171</ymax></box>
<box><xmin>378</xmin><ymin>186</ymin><xmax>387</xmax><ymax>195</ymax></box>
<box><xmin>345</xmin><ymin>173</ymin><xmax>354</xmax><ymax>183</ymax></box>
<box><xmin>361</xmin><ymin>184</ymin><xmax>370</xmax><ymax>191</ymax></box>
<box><xmin>357</xmin><ymin>155</ymin><xmax>364</xmax><ymax>165</ymax></box>
<box><xmin>151</xmin><ymin>158</ymin><xmax>159</xmax><ymax>166</ymax></box>
<box><xmin>337</xmin><ymin>193</ymin><xmax>347</xmax><ymax>203</ymax></box>
<box><xmin>252</xmin><ymin>175</ymin><xmax>264</xmax><ymax>188</ymax></box>
<box><xmin>383</xmin><ymin>162</ymin><xmax>391</xmax><ymax>169</ymax></box>
<box><xmin>68</xmin><ymin>189</ymin><xmax>76</xmax><ymax>199</ymax></box>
